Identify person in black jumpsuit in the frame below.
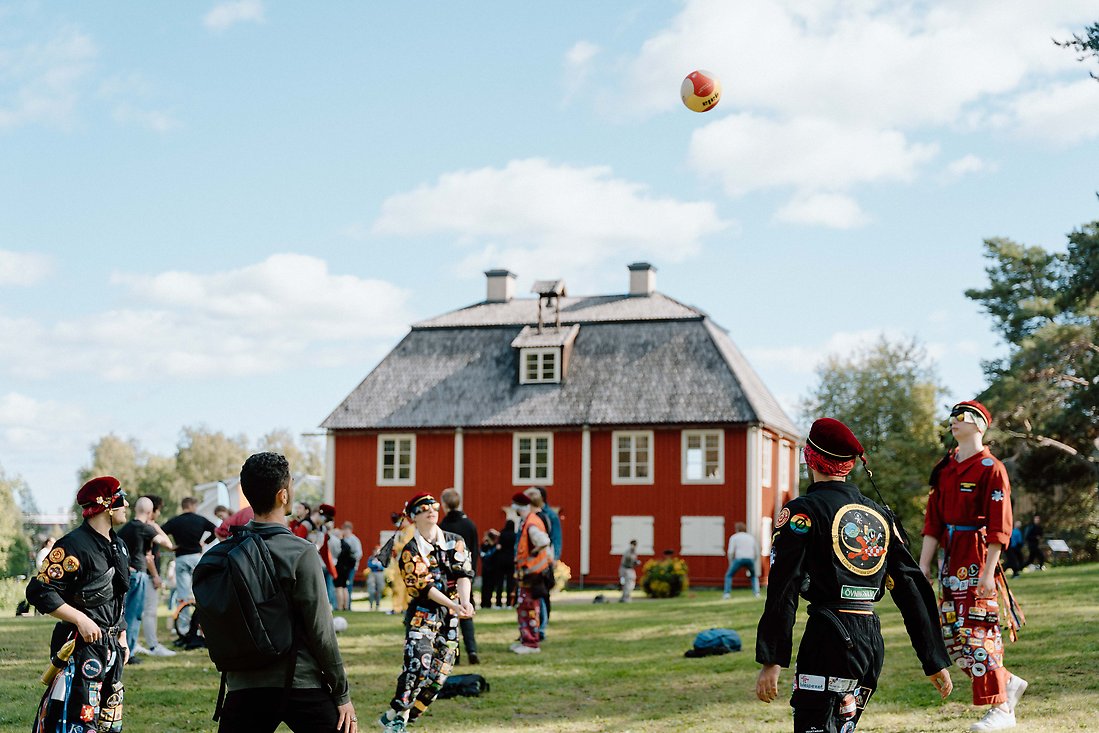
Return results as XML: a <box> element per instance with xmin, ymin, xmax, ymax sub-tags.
<box><xmin>756</xmin><ymin>418</ymin><xmax>953</xmax><ymax>733</ymax></box>
<box><xmin>26</xmin><ymin>476</ymin><xmax>132</xmax><ymax>733</ymax></box>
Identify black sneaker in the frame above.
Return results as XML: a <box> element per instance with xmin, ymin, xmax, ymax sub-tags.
<box><xmin>126</xmin><ymin>655</ymin><xmax>142</xmax><ymax>666</ymax></box>
<box><xmin>468</xmin><ymin>652</ymin><xmax>480</xmax><ymax>665</ymax></box>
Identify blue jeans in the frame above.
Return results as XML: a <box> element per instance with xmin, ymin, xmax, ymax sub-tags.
<box><xmin>174</xmin><ymin>553</ymin><xmax>201</xmax><ymax>603</ymax></box>
<box><xmin>724</xmin><ymin>558</ymin><xmax>759</xmax><ymax>596</ymax></box>
<box><xmin>323</xmin><ymin>567</ymin><xmax>337</xmax><ymax>610</ymax></box>
<box><xmin>124</xmin><ymin>570</ymin><xmax>147</xmax><ymax>640</ymax></box>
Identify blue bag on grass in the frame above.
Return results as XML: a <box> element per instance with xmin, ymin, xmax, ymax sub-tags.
<box><xmin>684</xmin><ymin>628</ymin><xmax>742</xmax><ymax>657</ymax></box>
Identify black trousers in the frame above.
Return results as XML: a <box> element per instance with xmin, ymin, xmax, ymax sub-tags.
<box><xmin>791</xmin><ymin>611</ymin><xmax>884</xmax><ymax>733</ymax></box>
<box><xmin>458</xmin><ymin>616</ymin><xmax>478</xmax><ymax>656</ymax></box>
<box><xmin>218</xmin><ymin>688</ymin><xmax>340</xmax><ymax>733</ymax></box>
<box><xmin>481</xmin><ymin>567</ymin><xmax>504</xmax><ymax>608</ymax></box>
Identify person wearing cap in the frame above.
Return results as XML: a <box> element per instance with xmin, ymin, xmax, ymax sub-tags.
<box><xmin>756</xmin><ymin>418</ymin><xmax>953</xmax><ymax>733</ymax></box>
<box><xmin>26</xmin><ymin>477</ymin><xmax>132</xmax><ymax>732</ymax></box>
<box><xmin>510</xmin><ymin>491</ymin><xmax>552</xmax><ymax>654</ymax></box>
<box><xmin>921</xmin><ymin>400</ymin><xmax>1027</xmax><ymax>731</ymax></box>
<box><xmin>380</xmin><ymin>493</ymin><xmax>474</xmax><ymax>733</ymax></box>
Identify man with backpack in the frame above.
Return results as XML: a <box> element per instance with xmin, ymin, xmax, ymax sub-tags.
<box><xmin>195</xmin><ymin>452</ymin><xmax>358</xmax><ymax>733</ymax></box>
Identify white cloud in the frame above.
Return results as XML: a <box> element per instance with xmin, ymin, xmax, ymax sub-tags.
<box><xmin>945</xmin><ymin>154</ymin><xmax>995</xmax><ymax>179</ymax></box>
<box><xmin>689</xmin><ymin>114</ymin><xmax>938</xmax><ymax>196</ymax></box>
<box><xmin>1001</xmin><ymin>79</ymin><xmax>1099</xmax><ymax>145</ymax></box>
<box><xmin>204</xmin><ymin>0</ymin><xmax>266</xmax><ymax>32</ymax></box>
<box><xmin>0</xmin><ymin>392</ymin><xmax>89</xmax><ymax>455</ymax></box>
<box><xmin>0</xmin><ymin>250</ymin><xmax>53</xmax><ymax>285</ymax></box>
<box><xmin>0</xmin><ymin>254</ymin><xmax>412</xmax><ymax>381</ymax></box>
<box><xmin>112</xmin><ymin>103</ymin><xmax>180</xmax><ymax>132</ymax></box>
<box><xmin>748</xmin><ymin>329</ymin><xmax>904</xmax><ymax>376</ymax></box>
<box><xmin>0</xmin><ymin>26</ymin><xmax>97</xmax><ymax>130</ymax></box>
<box><xmin>775</xmin><ymin>192</ymin><xmax>869</xmax><ymax>229</ymax></box>
<box><xmin>372</xmin><ymin>158</ymin><xmax>730</xmax><ymax>281</ymax></box>
<box><xmin>563</xmin><ymin>41</ymin><xmax>600</xmax><ymax>103</ymax></box>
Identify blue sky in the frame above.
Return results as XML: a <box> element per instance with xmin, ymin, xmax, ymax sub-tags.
<box><xmin>3</xmin><ymin>1</ymin><xmax>1098</xmax><ymax>511</ymax></box>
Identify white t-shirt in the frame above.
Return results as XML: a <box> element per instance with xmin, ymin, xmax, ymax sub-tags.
<box><xmin>727</xmin><ymin>531</ymin><xmax>756</xmax><ymax>560</ymax></box>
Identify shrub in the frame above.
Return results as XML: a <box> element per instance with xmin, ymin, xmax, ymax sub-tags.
<box><xmin>640</xmin><ymin>556</ymin><xmax>689</xmax><ymax>598</ymax></box>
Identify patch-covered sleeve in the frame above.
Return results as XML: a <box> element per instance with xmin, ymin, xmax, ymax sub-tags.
<box><xmin>755</xmin><ymin>499</ymin><xmax>812</xmax><ymax>668</ymax></box>
<box><xmin>885</xmin><ymin>515</ymin><xmax>952</xmax><ymax>675</ymax></box>
<box><xmin>25</xmin><ymin>538</ymin><xmax>85</xmax><ymax>615</ymax></box>
<box><xmin>983</xmin><ymin>461</ymin><xmax>1013</xmax><ymax>546</ymax></box>
<box><xmin>450</xmin><ymin>537</ymin><xmax>474</xmax><ymax>580</ymax></box>
<box><xmin>399</xmin><ymin>546</ymin><xmax>433</xmax><ymax>599</ymax></box>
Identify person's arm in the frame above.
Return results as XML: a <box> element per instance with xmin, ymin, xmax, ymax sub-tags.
<box><xmin>145</xmin><ymin>552</ymin><xmax>162</xmax><ymax>588</ymax></box>
<box><xmin>201</xmin><ymin>517</ymin><xmax>218</xmax><ymax>546</ymax></box>
<box><xmin>293</xmin><ymin>547</ymin><xmax>352</xmax><ymax>706</ymax></box>
<box><xmin>919</xmin><ymin>476</ymin><xmax>945</xmax><ymax>580</ymax></box>
<box><xmin>978</xmin><ymin>462</ymin><xmax>1012</xmax><ymax>596</ymax></box>
<box><xmin>527</xmin><ymin>523</ymin><xmax>551</xmax><ymax>551</ymax></box>
<box><xmin>755</xmin><ymin>500</ymin><xmax>812</xmax><ymax>702</ymax></box>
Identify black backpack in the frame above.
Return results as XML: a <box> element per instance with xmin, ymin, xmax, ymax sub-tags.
<box><xmin>437</xmin><ymin>673</ymin><xmax>489</xmax><ymax>699</ymax></box>
<box><xmin>193</xmin><ymin>525</ymin><xmax>295</xmax><ymax>672</ymax></box>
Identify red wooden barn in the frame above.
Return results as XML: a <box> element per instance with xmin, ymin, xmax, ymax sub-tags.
<box><xmin>321</xmin><ymin>263</ymin><xmax>801</xmax><ymax>586</ymax></box>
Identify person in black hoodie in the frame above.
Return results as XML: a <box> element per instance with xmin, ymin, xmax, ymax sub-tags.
<box><xmin>438</xmin><ymin>488</ymin><xmax>480</xmax><ymax>664</ymax></box>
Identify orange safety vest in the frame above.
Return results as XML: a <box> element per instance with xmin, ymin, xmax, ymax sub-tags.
<box><xmin>516</xmin><ymin>512</ymin><xmax>551</xmax><ymax>580</ymax></box>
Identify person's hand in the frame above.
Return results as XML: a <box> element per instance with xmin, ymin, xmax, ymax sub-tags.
<box><xmin>118</xmin><ymin>631</ymin><xmax>129</xmax><ymax>664</ymax></box>
<box><xmin>929</xmin><ymin>668</ymin><xmax>952</xmax><ymax>699</ymax></box>
<box><xmin>335</xmin><ymin>701</ymin><xmax>357</xmax><ymax>733</ymax></box>
<box><xmin>75</xmin><ymin>614</ymin><xmax>101</xmax><ymax>644</ymax></box>
<box><xmin>919</xmin><ymin>562</ymin><xmax>933</xmax><ymax>583</ymax></box>
<box><xmin>152</xmin><ymin>576</ymin><xmax>162</xmax><ymax>590</ymax></box>
<box><xmin>976</xmin><ymin>574</ymin><xmax>996</xmax><ymax>598</ymax></box>
<box><xmin>756</xmin><ymin>664</ymin><xmax>781</xmax><ymax>703</ymax></box>
<box><xmin>458</xmin><ymin>601</ymin><xmax>475</xmax><ymax>619</ymax></box>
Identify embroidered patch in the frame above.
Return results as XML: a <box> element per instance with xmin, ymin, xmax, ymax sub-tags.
<box><xmin>832</xmin><ymin>504</ymin><xmax>889</xmax><ymax>576</ymax></box>
<box><xmin>36</xmin><ymin>572</ymin><xmax>49</xmax><ymax>583</ymax></box>
<box><xmin>840</xmin><ymin>722</ymin><xmax>855</xmax><ymax>733</ymax></box>
<box><xmin>982</xmin><ymin>458</ymin><xmax>994</xmax><ymax>466</ymax></box>
<box><xmin>80</xmin><ymin>704</ymin><xmax>95</xmax><ymax>722</ymax></box>
<box><xmin>797</xmin><ymin>674</ymin><xmax>826</xmax><ymax>692</ymax></box>
<box><xmin>854</xmin><ymin>685</ymin><xmax>875</xmax><ymax>708</ymax></box>
<box><xmin>88</xmin><ymin>681</ymin><xmax>101</xmax><ymax>707</ymax></box>
<box><xmin>841</xmin><ymin>585</ymin><xmax>877</xmax><ymax>601</ymax></box>
<box><xmin>39</xmin><ymin>558</ymin><xmax>49</xmax><ymax>572</ymax></box>
<box><xmin>969</xmin><ymin>563</ymin><xmax>979</xmax><ymax>577</ymax></box>
<box><xmin>789</xmin><ymin>514</ymin><xmax>812</xmax><ymax>535</ymax></box>
<box><xmin>971</xmin><ymin>662</ymin><xmax>987</xmax><ymax>677</ymax></box>
<box><xmin>48</xmin><ymin>547</ymin><xmax>65</xmax><ymax>564</ymax></box>
<box><xmin>82</xmin><ymin>658</ymin><xmax>103</xmax><ymax>679</ymax></box>
<box><xmin>959</xmin><ymin>482</ymin><xmax>976</xmax><ymax>493</ymax></box>
<box><xmin>63</xmin><ymin>555</ymin><xmax>80</xmax><ymax>573</ymax></box>
<box><xmin>991</xmin><ymin>490</ymin><xmax>1004</xmax><ymax>502</ymax></box>
<box><xmin>104</xmin><ymin>688</ymin><xmax>123</xmax><ymax>708</ymax></box>
<box><xmin>47</xmin><ymin>564</ymin><xmax>64</xmax><ymax>580</ymax></box>
<box><xmin>957</xmin><ymin>566</ymin><xmax>969</xmax><ymax>580</ymax></box>
<box><xmin>776</xmin><ymin>507</ymin><xmax>791</xmax><ymax>529</ymax></box>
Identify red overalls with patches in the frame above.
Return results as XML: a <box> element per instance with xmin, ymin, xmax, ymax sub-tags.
<box><xmin>922</xmin><ymin>447</ymin><xmax>1013</xmax><ymax>706</ymax></box>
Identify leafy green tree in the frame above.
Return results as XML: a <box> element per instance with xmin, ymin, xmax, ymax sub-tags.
<box><xmin>174</xmin><ymin>426</ymin><xmax>250</xmax><ymax>492</ymax></box>
<box><xmin>966</xmin><ymin>224</ymin><xmax>1099</xmax><ymax>556</ymax></box>
<box><xmin>800</xmin><ymin>336</ymin><xmax>946</xmax><ymax>534</ymax></box>
<box><xmin>256</xmin><ymin>429</ymin><xmax>325</xmax><ymax>476</ymax></box>
<box><xmin>0</xmin><ymin>464</ymin><xmax>33</xmax><ymax>577</ymax></box>
<box><xmin>78</xmin><ymin>434</ymin><xmax>141</xmax><ymax>490</ymax></box>
<box><xmin>1056</xmin><ymin>22</ymin><xmax>1099</xmax><ymax>81</ymax></box>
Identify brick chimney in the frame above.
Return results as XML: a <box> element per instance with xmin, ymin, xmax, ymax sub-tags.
<box><xmin>628</xmin><ymin>262</ymin><xmax>656</xmax><ymax>296</ymax></box>
<box><xmin>485</xmin><ymin>269</ymin><xmax>517</xmax><ymax>303</ymax></box>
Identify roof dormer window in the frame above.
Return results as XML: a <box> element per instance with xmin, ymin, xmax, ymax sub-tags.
<box><xmin>512</xmin><ymin>323</ymin><xmax>579</xmax><ymax>385</ymax></box>
<box><xmin>521</xmin><ymin>347</ymin><xmax>560</xmax><ymax>384</ymax></box>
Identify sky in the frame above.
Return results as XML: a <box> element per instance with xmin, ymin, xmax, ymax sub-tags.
<box><xmin>2</xmin><ymin>1</ymin><xmax>1098</xmax><ymax>512</ymax></box>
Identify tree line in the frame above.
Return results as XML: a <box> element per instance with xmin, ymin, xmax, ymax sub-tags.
<box><xmin>801</xmin><ymin>221</ymin><xmax>1098</xmax><ymax>559</ymax></box>
<box><xmin>0</xmin><ymin>427</ymin><xmax>324</xmax><ymax>578</ymax></box>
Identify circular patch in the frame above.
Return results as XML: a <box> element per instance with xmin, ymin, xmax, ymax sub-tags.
<box><xmin>63</xmin><ymin>555</ymin><xmax>80</xmax><ymax>573</ymax></box>
<box><xmin>105</xmin><ymin>690</ymin><xmax>123</xmax><ymax>708</ymax></box>
<box><xmin>776</xmin><ymin>507</ymin><xmax>791</xmax><ymax>529</ymax></box>
<box><xmin>969</xmin><ymin>563</ymin><xmax>979</xmax><ymax>577</ymax></box>
<box><xmin>36</xmin><ymin>572</ymin><xmax>49</xmax><ymax>583</ymax></box>
<box><xmin>82</xmin><ymin>657</ymin><xmax>103</xmax><ymax>679</ymax></box>
<box><xmin>47</xmin><ymin>564</ymin><xmax>64</xmax><ymax>580</ymax></box>
<box><xmin>831</xmin><ymin>504</ymin><xmax>890</xmax><ymax>576</ymax></box>
<box><xmin>957</xmin><ymin>566</ymin><xmax>969</xmax><ymax>580</ymax></box>
<box><xmin>39</xmin><ymin>558</ymin><xmax>49</xmax><ymax>572</ymax></box>
<box><xmin>973</xmin><ymin>627</ymin><xmax>986</xmax><ymax>640</ymax></box>
<box><xmin>982</xmin><ymin>458</ymin><xmax>994</xmax><ymax>466</ymax></box>
<box><xmin>48</xmin><ymin>547</ymin><xmax>65</xmax><ymax>564</ymax></box>
<box><xmin>841</xmin><ymin>722</ymin><xmax>855</xmax><ymax>733</ymax></box>
<box><xmin>973</xmin><ymin>647</ymin><xmax>988</xmax><ymax>662</ymax></box>
<box><xmin>789</xmin><ymin>514</ymin><xmax>812</xmax><ymax>535</ymax></box>
<box><xmin>971</xmin><ymin>662</ymin><xmax>987</xmax><ymax>677</ymax></box>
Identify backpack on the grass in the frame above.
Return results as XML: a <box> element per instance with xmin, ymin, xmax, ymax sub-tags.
<box><xmin>437</xmin><ymin>674</ymin><xmax>489</xmax><ymax>699</ymax></box>
<box><xmin>192</xmin><ymin>526</ymin><xmax>294</xmax><ymax>671</ymax></box>
<box><xmin>684</xmin><ymin>628</ymin><xmax>742</xmax><ymax>657</ymax></box>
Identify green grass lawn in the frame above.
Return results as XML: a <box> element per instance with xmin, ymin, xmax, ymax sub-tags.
<box><xmin>1</xmin><ymin>564</ymin><xmax>1097</xmax><ymax>732</ymax></box>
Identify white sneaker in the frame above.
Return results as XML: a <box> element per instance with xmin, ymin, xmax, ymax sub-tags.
<box><xmin>131</xmin><ymin>643</ymin><xmax>151</xmax><ymax>656</ymax></box>
<box><xmin>148</xmin><ymin>644</ymin><xmax>177</xmax><ymax>657</ymax></box>
<box><xmin>1006</xmin><ymin>674</ymin><xmax>1028</xmax><ymax>711</ymax></box>
<box><xmin>970</xmin><ymin>706</ymin><xmax>1016</xmax><ymax>731</ymax></box>
<box><xmin>722</xmin><ymin>593</ymin><xmax>731</xmax><ymax>600</ymax></box>
<box><xmin>511</xmin><ymin>644</ymin><xmax>541</xmax><ymax>654</ymax></box>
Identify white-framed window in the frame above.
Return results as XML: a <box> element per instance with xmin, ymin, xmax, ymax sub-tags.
<box><xmin>513</xmin><ymin>432</ymin><xmax>553</xmax><ymax>485</ymax></box>
<box><xmin>377</xmin><ymin>434</ymin><xmax>415</xmax><ymax>485</ymax></box>
<box><xmin>682</xmin><ymin>430</ymin><xmax>724</xmax><ymax>483</ymax></box>
<box><xmin>680</xmin><ymin>516</ymin><xmax>726</xmax><ymax>556</ymax></box>
<box><xmin>779</xmin><ymin>440</ymin><xmax>792</xmax><ymax>492</ymax></box>
<box><xmin>761</xmin><ymin>434</ymin><xmax>773</xmax><ymax>487</ymax></box>
<box><xmin>519</xmin><ymin>348</ymin><xmax>561</xmax><ymax>384</ymax></box>
<box><xmin>611</xmin><ymin>515</ymin><xmax>654</xmax><ymax>555</ymax></box>
<box><xmin>612</xmin><ymin>430</ymin><xmax>654</xmax><ymax>484</ymax></box>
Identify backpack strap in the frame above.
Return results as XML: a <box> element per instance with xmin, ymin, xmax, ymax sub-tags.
<box><xmin>213</xmin><ymin>671</ymin><xmax>227</xmax><ymax>722</ymax></box>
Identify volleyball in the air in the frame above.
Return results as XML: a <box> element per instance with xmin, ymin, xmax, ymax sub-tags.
<box><xmin>681</xmin><ymin>70</ymin><xmax>721</xmax><ymax>113</ymax></box>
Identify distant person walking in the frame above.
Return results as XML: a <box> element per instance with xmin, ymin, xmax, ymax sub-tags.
<box><xmin>161</xmin><ymin>496</ymin><xmax>217</xmax><ymax>608</ymax></box>
<box><xmin>480</xmin><ymin>529</ymin><xmax>504</xmax><ymax>609</ymax></box>
<box><xmin>340</xmin><ymin>522</ymin><xmax>363</xmax><ymax>609</ymax></box>
<box><xmin>1024</xmin><ymin>515</ymin><xmax>1045</xmax><ymax>571</ymax></box>
<box><xmin>723</xmin><ymin>522</ymin><xmax>760</xmax><ymax>599</ymax></box>
<box><xmin>366</xmin><ymin>545</ymin><xmax>386</xmax><ymax>611</ymax></box>
<box><xmin>511</xmin><ymin>492</ymin><xmax>552</xmax><ymax>654</ymax></box>
<box><xmin>117</xmin><ymin>495</ymin><xmax>174</xmax><ymax>664</ymax></box>
<box><xmin>619</xmin><ymin>540</ymin><xmax>640</xmax><ymax>603</ymax></box>
<box><xmin>1004</xmin><ymin>521</ymin><xmax>1025</xmax><ymax>577</ymax></box>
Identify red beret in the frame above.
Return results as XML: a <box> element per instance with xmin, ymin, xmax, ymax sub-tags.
<box><xmin>510</xmin><ymin>491</ymin><xmax>532</xmax><ymax>506</ymax></box>
<box><xmin>404</xmin><ymin>493</ymin><xmax>438</xmax><ymax>518</ymax></box>
<box><xmin>807</xmin><ymin>418</ymin><xmax>864</xmax><ymax>460</ymax></box>
<box><xmin>318</xmin><ymin>503</ymin><xmax>336</xmax><ymax>519</ymax></box>
<box><xmin>951</xmin><ymin>400</ymin><xmax>991</xmax><ymax>428</ymax></box>
<box><xmin>77</xmin><ymin>476</ymin><xmax>125</xmax><ymax>518</ymax></box>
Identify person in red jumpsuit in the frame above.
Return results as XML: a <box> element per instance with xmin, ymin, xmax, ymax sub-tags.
<box><xmin>920</xmin><ymin>400</ymin><xmax>1027</xmax><ymax>732</ymax></box>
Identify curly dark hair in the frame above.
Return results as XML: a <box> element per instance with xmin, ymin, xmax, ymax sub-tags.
<box><xmin>240</xmin><ymin>452</ymin><xmax>291</xmax><ymax>514</ymax></box>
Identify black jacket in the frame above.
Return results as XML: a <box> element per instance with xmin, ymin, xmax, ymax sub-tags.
<box><xmin>756</xmin><ymin>480</ymin><xmax>950</xmax><ymax>675</ymax></box>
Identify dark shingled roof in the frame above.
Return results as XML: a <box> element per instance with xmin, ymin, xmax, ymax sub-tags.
<box><xmin>322</xmin><ymin>293</ymin><xmax>800</xmax><ymax>438</ymax></box>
